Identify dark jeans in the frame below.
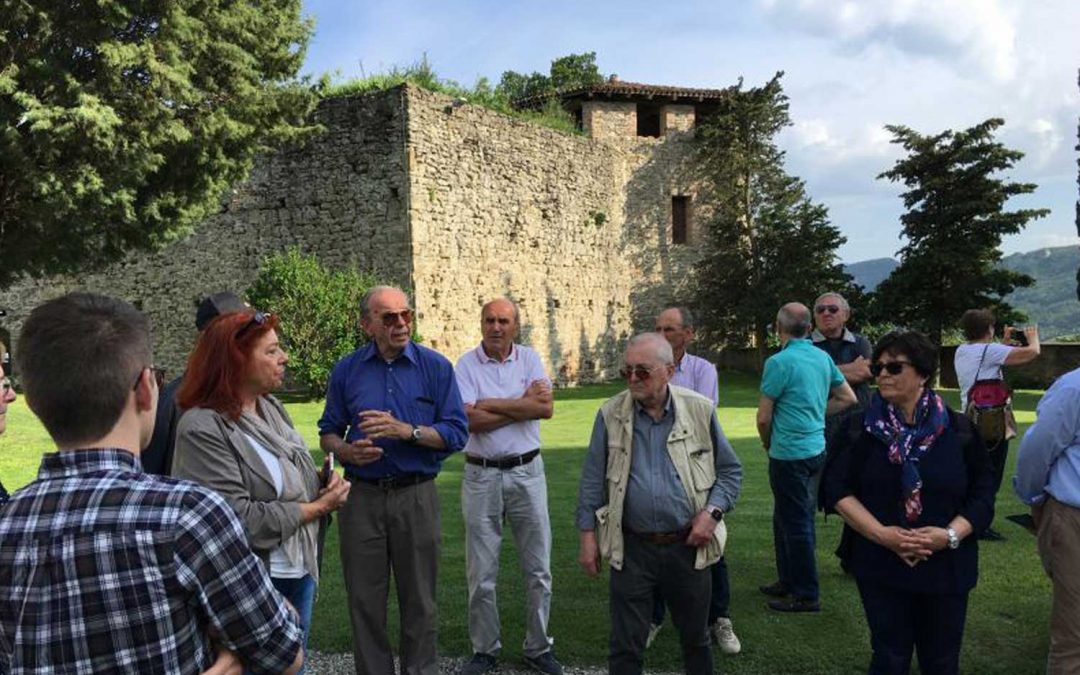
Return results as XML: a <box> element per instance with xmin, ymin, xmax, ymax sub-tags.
<box><xmin>987</xmin><ymin>440</ymin><xmax>1010</xmax><ymax>504</ymax></box>
<box><xmin>769</xmin><ymin>453</ymin><xmax>826</xmax><ymax>601</ymax></box>
<box><xmin>610</xmin><ymin>535</ymin><xmax>712</xmax><ymax>675</ymax></box>
<box><xmin>650</xmin><ymin>555</ymin><xmax>730</xmax><ymax>625</ymax></box>
<box><xmin>856</xmin><ymin>578</ymin><xmax>969</xmax><ymax>675</ymax></box>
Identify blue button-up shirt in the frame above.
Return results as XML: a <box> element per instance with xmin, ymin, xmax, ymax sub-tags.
<box><xmin>1015</xmin><ymin>366</ymin><xmax>1080</xmax><ymax>509</ymax></box>
<box><xmin>576</xmin><ymin>391</ymin><xmax>742</xmax><ymax>532</ymax></box>
<box><xmin>318</xmin><ymin>341</ymin><xmax>468</xmax><ymax>479</ymax></box>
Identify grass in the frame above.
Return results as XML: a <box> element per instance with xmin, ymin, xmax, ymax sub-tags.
<box><xmin>0</xmin><ymin>373</ymin><xmax>1052</xmax><ymax>674</ymax></box>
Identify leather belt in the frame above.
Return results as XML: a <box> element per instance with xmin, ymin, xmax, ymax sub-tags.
<box><xmin>624</xmin><ymin>527</ymin><xmax>691</xmax><ymax>545</ymax></box>
<box><xmin>465</xmin><ymin>449</ymin><xmax>540</xmax><ymax>470</ymax></box>
<box><xmin>350</xmin><ymin>473</ymin><xmax>436</xmax><ymax>490</ymax></box>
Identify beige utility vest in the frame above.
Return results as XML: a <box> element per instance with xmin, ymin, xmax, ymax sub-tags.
<box><xmin>594</xmin><ymin>385</ymin><xmax>727</xmax><ymax>571</ymax></box>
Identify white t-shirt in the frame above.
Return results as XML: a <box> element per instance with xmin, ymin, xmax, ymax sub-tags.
<box><xmin>244</xmin><ymin>433</ymin><xmax>306</xmax><ymax>579</ymax></box>
<box><xmin>955</xmin><ymin>342</ymin><xmax>1014</xmax><ymax>410</ymax></box>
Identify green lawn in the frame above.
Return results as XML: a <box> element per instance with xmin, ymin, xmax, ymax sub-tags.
<box><xmin>0</xmin><ymin>373</ymin><xmax>1052</xmax><ymax>674</ymax></box>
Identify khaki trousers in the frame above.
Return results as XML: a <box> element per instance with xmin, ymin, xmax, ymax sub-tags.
<box><xmin>340</xmin><ymin>478</ymin><xmax>440</xmax><ymax>675</ymax></box>
<box><xmin>1037</xmin><ymin>497</ymin><xmax>1080</xmax><ymax>675</ymax></box>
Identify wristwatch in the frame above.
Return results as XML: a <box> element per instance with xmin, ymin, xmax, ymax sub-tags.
<box><xmin>945</xmin><ymin>526</ymin><xmax>960</xmax><ymax>550</ymax></box>
<box><xmin>410</xmin><ymin>425</ymin><xmax>422</xmax><ymax>444</ymax></box>
<box><xmin>708</xmin><ymin>507</ymin><xmax>724</xmax><ymax>522</ymax></box>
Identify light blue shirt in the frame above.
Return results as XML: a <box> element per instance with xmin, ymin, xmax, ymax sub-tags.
<box><xmin>760</xmin><ymin>338</ymin><xmax>845</xmax><ymax>461</ymax></box>
<box><xmin>671</xmin><ymin>352</ymin><xmax>719</xmax><ymax>407</ymax></box>
<box><xmin>1015</xmin><ymin>367</ymin><xmax>1080</xmax><ymax>508</ymax></box>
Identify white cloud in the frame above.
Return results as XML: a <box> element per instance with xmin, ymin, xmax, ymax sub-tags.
<box><xmin>757</xmin><ymin>0</ymin><xmax>1018</xmax><ymax>82</ymax></box>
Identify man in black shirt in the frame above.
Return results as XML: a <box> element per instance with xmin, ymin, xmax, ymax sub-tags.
<box><xmin>810</xmin><ymin>292</ymin><xmax>873</xmax><ymax>442</ymax></box>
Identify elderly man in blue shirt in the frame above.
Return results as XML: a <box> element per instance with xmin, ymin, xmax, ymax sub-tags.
<box><xmin>577</xmin><ymin>332</ymin><xmax>742</xmax><ymax>675</ymax></box>
<box><xmin>319</xmin><ymin>285</ymin><xmax>468</xmax><ymax>675</ymax></box>
<box><xmin>1015</xmin><ymin>366</ymin><xmax>1080</xmax><ymax>674</ymax></box>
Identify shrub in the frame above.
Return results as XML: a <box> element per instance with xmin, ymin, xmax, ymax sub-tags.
<box><xmin>246</xmin><ymin>248</ymin><xmax>378</xmax><ymax>397</ymax></box>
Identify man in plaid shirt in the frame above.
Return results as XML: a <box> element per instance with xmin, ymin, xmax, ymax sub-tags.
<box><xmin>0</xmin><ymin>293</ymin><xmax>304</xmax><ymax>675</ymax></box>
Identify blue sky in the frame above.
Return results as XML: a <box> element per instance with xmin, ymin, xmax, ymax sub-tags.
<box><xmin>300</xmin><ymin>0</ymin><xmax>1080</xmax><ymax>264</ymax></box>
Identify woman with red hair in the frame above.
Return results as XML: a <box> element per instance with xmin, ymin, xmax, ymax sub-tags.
<box><xmin>173</xmin><ymin>311</ymin><xmax>349</xmax><ymax>671</ymax></box>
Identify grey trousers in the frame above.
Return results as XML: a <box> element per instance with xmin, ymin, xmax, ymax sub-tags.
<box><xmin>610</xmin><ymin>535</ymin><xmax>712</xmax><ymax>675</ymax></box>
<box><xmin>1038</xmin><ymin>497</ymin><xmax>1080</xmax><ymax>675</ymax></box>
<box><xmin>339</xmin><ymin>478</ymin><xmax>440</xmax><ymax>675</ymax></box>
<box><xmin>461</xmin><ymin>455</ymin><xmax>554</xmax><ymax>658</ymax></box>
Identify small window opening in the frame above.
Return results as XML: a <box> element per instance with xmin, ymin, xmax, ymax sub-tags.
<box><xmin>672</xmin><ymin>196</ymin><xmax>690</xmax><ymax>244</ymax></box>
<box><xmin>637</xmin><ymin>103</ymin><xmax>661</xmax><ymax>137</ymax></box>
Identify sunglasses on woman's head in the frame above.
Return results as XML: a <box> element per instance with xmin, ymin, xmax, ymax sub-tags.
<box><xmin>870</xmin><ymin>361</ymin><xmax>914</xmax><ymax>377</ymax></box>
<box><xmin>236</xmin><ymin>311</ymin><xmax>271</xmax><ymax>339</ymax></box>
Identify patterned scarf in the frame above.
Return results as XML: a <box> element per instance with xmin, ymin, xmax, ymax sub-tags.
<box><xmin>864</xmin><ymin>388</ymin><xmax>950</xmax><ymax>524</ymax></box>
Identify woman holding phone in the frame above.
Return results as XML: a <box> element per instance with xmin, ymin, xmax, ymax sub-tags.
<box><xmin>172</xmin><ymin>310</ymin><xmax>349</xmax><ymax>671</ymax></box>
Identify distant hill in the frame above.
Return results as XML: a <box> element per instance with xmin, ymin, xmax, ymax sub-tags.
<box><xmin>844</xmin><ymin>257</ymin><xmax>899</xmax><ymax>291</ymax></box>
<box><xmin>1001</xmin><ymin>246</ymin><xmax>1079</xmax><ymax>340</ymax></box>
<box><xmin>843</xmin><ymin>246</ymin><xmax>1079</xmax><ymax>340</ymax></box>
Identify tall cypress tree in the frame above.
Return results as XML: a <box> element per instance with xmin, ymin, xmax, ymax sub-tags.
<box><xmin>691</xmin><ymin>73</ymin><xmax>854</xmax><ymax>367</ymax></box>
<box><xmin>875</xmin><ymin>118</ymin><xmax>1049</xmax><ymax>344</ymax></box>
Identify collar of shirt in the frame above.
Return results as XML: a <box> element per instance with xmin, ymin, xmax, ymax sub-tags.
<box><xmin>37</xmin><ymin>448</ymin><xmax>142</xmax><ymax>481</ymax></box>
<box><xmin>811</xmin><ymin>328</ymin><xmax>855</xmax><ymax>344</ymax></box>
<box><xmin>474</xmin><ymin>342</ymin><xmax>517</xmax><ymax>364</ymax></box>
<box><xmin>359</xmin><ymin>339</ymin><xmax>419</xmax><ymax>365</ymax></box>
<box><xmin>674</xmin><ymin>352</ymin><xmax>691</xmax><ymax>372</ymax></box>
<box><xmin>783</xmin><ymin>336</ymin><xmax>815</xmax><ymax>351</ymax></box>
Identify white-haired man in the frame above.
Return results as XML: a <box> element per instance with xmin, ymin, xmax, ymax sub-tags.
<box><xmin>577</xmin><ymin>333</ymin><xmax>742</xmax><ymax>675</ymax></box>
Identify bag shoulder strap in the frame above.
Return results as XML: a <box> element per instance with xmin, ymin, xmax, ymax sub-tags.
<box><xmin>968</xmin><ymin>344</ymin><xmax>990</xmax><ymax>398</ymax></box>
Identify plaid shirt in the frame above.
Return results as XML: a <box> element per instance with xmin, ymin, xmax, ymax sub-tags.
<box><xmin>0</xmin><ymin>449</ymin><xmax>303</xmax><ymax>674</ymax></box>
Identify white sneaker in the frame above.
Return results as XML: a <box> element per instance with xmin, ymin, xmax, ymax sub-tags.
<box><xmin>645</xmin><ymin>623</ymin><xmax>662</xmax><ymax>649</ymax></box>
<box><xmin>710</xmin><ymin>617</ymin><xmax>741</xmax><ymax>655</ymax></box>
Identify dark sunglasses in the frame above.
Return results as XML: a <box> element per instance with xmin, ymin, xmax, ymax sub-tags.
<box><xmin>620</xmin><ymin>364</ymin><xmax>661</xmax><ymax>381</ymax></box>
<box><xmin>870</xmin><ymin>361</ymin><xmax>914</xmax><ymax>377</ymax></box>
<box><xmin>132</xmin><ymin>366</ymin><xmax>168</xmax><ymax>391</ymax></box>
<box><xmin>236</xmin><ymin>311</ymin><xmax>271</xmax><ymax>339</ymax></box>
<box><xmin>814</xmin><ymin>304</ymin><xmax>841</xmax><ymax>315</ymax></box>
<box><xmin>1</xmin><ymin>377</ymin><xmax>12</xmax><ymax>396</ymax></box>
<box><xmin>380</xmin><ymin>309</ymin><xmax>413</xmax><ymax>327</ymax></box>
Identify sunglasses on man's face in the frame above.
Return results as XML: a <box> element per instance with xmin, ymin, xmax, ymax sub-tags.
<box><xmin>1</xmin><ymin>377</ymin><xmax>12</xmax><ymax>397</ymax></box>
<box><xmin>815</xmin><ymin>304</ymin><xmax>841</xmax><ymax>315</ymax></box>
<box><xmin>379</xmin><ymin>309</ymin><xmax>414</xmax><ymax>327</ymax></box>
<box><xmin>620</xmin><ymin>364</ymin><xmax>661</xmax><ymax>381</ymax></box>
<box><xmin>870</xmin><ymin>361</ymin><xmax>914</xmax><ymax>377</ymax></box>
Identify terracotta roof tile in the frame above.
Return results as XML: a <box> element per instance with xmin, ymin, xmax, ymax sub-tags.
<box><xmin>515</xmin><ymin>80</ymin><xmax>733</xmax><ymax>108</ymax></box>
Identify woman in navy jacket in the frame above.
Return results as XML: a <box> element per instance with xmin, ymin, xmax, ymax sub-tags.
<box><xmin>822</xmin><ymin>331</ymin><xmax>994</xmax><ymax>675</ymax></box>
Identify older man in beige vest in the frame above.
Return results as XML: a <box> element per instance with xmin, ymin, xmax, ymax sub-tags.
<box><xmin>576</xmin><ymin>333</ymin><xmax>742</xmax><ymax>675</ymax></box>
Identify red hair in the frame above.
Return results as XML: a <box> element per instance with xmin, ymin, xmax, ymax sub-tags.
<box><xmin>177</xmin><ymin>311</ymin><xmax>280</xmax><ymax>420</ymax></box>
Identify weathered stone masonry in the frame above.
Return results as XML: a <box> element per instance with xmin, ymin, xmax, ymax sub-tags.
<box><xmin>1</xmin><ymin>81</ymin><xmax>714</xmax><ymax>384</ymax></box>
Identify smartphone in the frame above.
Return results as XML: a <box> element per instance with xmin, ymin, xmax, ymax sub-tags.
<box><xmin>1012</xmin><ymin>328</ymin><xmax>1029</xmax><ymax>347</ymax></box>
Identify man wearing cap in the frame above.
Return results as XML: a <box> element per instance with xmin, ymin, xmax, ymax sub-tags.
<box><xmin>146</xmin><ymin>291</ymin><xmax>247</xmax><ymax>475</ymax></box>
<box><xmin>455</xmin><ymin>298</ymin><xmax>560</xmax><ymax>675</ymax></box>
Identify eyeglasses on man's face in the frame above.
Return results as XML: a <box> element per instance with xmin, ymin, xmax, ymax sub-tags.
<box><xmin>1</xmin><ymin>377</ymin><xmax>12</xmax><ymax>397</ymax></box>
<box><xmin>379</xmin><ymin>309</ymin><xmax>413</xmax><ymax>327</ymax></box>
<box><xmin>132</xmin><ymin>366</ymin><xmax>168</xmax><ymax>391</ymax></box>
<box><xmin>620</xmin><ymin>364</ymin><xmax>663</xmax><ymax>381</ymax></box>
<box><xmin>814</xmin><ymin>304</ymin><xmax>841</xmax><ymax>315</ymax></box>
<box><xmin>870</xmin><ymin>361</ymin><xmax>914</xmax><ymax>377</ymax></box>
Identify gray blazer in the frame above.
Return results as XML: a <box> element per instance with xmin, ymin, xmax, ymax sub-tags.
<box><xmin>172</xmin><ymin>396</ymin><xmax>324</xmax><ymax>574</ymax></box>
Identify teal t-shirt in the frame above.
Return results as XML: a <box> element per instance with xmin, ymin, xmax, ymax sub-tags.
<box><xmin>760</xmin><ymin>338</ymin><xmax>845</xmax><ymax>460</ymax></box>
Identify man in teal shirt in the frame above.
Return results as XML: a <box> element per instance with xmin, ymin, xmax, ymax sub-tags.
<box><xmin>756</xmin><ymin>302</ymin><xmax>855</xmax><ymax>612</ymax></box>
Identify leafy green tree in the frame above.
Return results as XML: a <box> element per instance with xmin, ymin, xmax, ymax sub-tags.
<box><xmin>0</xmin><ymin>0</ymin><xmax>319</xmax><ymax>287</ymax></box>
<box><xmin>691</xmin><ymin>73</ymin><xmax>855</xmax><ymax>367</ymax></box>
<box><xmin>246</xmin><ymin>249</ymin><xmax>377</xmax><ymax>397</ymax></box>
<box><xmin>874</xmin><ymin>118</ymin><xmax>1049</xmax><ymax>344</ymax></box>
<box><xmin>497</xmin><ymin>51</ymin><xmax>605</xmax><ymax>104</ymax></box>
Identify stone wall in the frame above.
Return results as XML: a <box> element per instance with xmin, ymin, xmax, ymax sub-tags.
<box><xmin>582</xmin><ymin>101</ymin><xmax>637</xmax><ymax>142</ymax></box>
<box><xmin>0</xmin><ymin>88</ymin><xmax>411</xmax><ymax>375</ymax></box>
<box><xmin>403</xmin><ymin>85</ymin><xmax>701</xmax><ymax>383</ymax></box>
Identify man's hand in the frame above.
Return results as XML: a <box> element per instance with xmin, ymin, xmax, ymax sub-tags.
<box><xmin>334</xmin><ymin>437</ymin><xmax>384</xmax><ymax>466</ymax></box>
<box><xmin>686</xmin><ymin>510</ymin><xmax>718</xmax><ymax>548</ymax></box>
<box><xmin>358</xmin><ymin>410</ymin><xmax>412</xmax><ymax>441</ymax></box>
<box><xmin>200</xmin><ymin>644</ymin><xmax>242</xmax><ymax>675</ymax></box>
<box><xmin>844</xmin><ymin>356</ymin><xmax>872</xmax><ymax>383</ymax></box>
<box><xmin>578</xmin><ymin>531</ymin><xmax>601</xmax><ymax>578</ymax></box>
<box><xmin>317</xmin><ymin>472</ymin><xmax>351</xmax><ymax>511</ymax></box>
<box><xmin>523</xmin><ymin>379</ymin><xmax>553</xmax><ymax>404</ymax></box>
